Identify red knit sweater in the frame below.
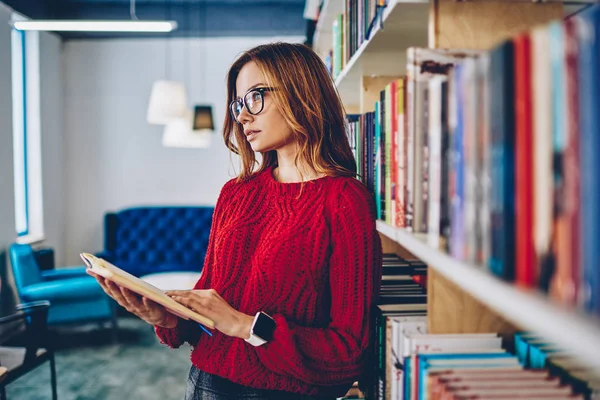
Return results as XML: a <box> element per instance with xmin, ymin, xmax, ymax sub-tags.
<box><xmin>155</xmin><ymin>166</ymin><xmax>383</xmax><ymax>397</ymax></box>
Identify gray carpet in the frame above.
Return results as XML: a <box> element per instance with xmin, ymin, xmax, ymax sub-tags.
<box><xmin>5</xmin><ymin>317</ymin><xmax>193</xmax><ymax>400</ymax></box>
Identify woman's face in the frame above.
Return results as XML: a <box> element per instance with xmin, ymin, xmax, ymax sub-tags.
<box><xmin>234</xmin><ymin>61</ymin><xmax>295</xmax><ymax>154</ymax></box>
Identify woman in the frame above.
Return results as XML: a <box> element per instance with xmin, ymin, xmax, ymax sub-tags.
<box><xmin>90</xmin><ymin>42</ymin><xmax>382</xmax><ymax>399</ymax></box>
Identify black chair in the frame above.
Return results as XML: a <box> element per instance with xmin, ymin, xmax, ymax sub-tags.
<box><xmin>0</xmin><ymin>300</ymin><xmax>57</xmax><ymax>400</ymax></box>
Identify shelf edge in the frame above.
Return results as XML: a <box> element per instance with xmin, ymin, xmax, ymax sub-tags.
<box><xmin>376</xmin><ymin>220</ymin><xmax>600</xmax><ymax>372</ymax></box>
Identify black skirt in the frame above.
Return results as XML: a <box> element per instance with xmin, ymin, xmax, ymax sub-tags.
<box><xmin>185</xmin><ymin>365</ymin><xmax>336</xmax><ymax>400</ymax></box>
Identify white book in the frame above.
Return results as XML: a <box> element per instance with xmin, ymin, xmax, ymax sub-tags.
<box><xmin>531</xmin><ymin>26</ymin><xmax>554</xmax><ymax>280</ymax></box>
<box><xmin>390</xmin><ymin>317</ymin><xmax>427</xmax><ymax>400</ymax></box>
<box><xmin>427</xmin><ymin>76</ymin><xmax>446</xmax><ymax>249</ymax></box>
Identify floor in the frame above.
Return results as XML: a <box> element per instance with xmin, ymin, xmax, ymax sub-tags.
<box><xmin>5</xmin><ymin>317</ymin><xmax>192</xmax><ymax>400</ymax></box>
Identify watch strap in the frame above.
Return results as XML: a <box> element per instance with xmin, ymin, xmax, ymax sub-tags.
<box><xmin>244</xmin><ymin>333</ymin><xmax>267</xmax><ymax>346</ymax></box>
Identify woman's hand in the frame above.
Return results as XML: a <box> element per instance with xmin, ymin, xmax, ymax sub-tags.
<box><xmin>166</xmin><ymin>289</ymin><xmax>254</xmax><ymax>339</ymax></box>
<box><xmin>87</xmin><ymin>270</ymin><xmax>178</xmax><ymax>329</ymax></box>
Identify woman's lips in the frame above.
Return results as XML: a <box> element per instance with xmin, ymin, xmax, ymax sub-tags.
<box><xmin>246</xmin><ymin>130</ymin><xmax>261</xmax><ymax>141</ymax></box>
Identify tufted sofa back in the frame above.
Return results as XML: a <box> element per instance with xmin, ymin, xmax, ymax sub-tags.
<box><xmin>102</xmin><ymin>206</ymin><xmax>214</xmax><ymax>277</ymax></box>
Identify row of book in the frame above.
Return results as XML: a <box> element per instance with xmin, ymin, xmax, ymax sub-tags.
<box><xmin>324</xmin><ymin>0</ymin><xmax>385</xmax><ymax>78</ymax></box>
<box><xmin>346</xmin><ymin>5</ymin><xmax>600</xmax><ymax>312</ymax></box>
<box><xmin>379</xmin><ymin>322</ymin><xmax>600</xmax><ymax>400</ymax></box>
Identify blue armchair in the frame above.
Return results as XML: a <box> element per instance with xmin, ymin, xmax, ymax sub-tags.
<box><xmin>99</xmin><ymin>206</ymin><xmax>214</xmax><ymax>277</ymax></box>
<box><xmin>8</xmin><ymin>244</ymin><xmax>117</xmax><ymax>333</ymax></box>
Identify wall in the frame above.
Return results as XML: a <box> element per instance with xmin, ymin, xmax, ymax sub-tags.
<box><xmin>63</xmin><ymin>36</ymin><xmax>302</xmax><ymax>265</ymax></box>
<box><xmin>39</xmin><ymin>31</ymin><xmax>66</xmax><ymax>266</ymax></box>
<box><xmin>0</xmin><ymin>2</ymin><xmax>16</xmax><ymax>313</ymax></box>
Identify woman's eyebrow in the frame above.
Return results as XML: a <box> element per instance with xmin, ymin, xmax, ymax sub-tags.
<box><xmin>239</xmin><ymin>83</ymin><xmax>266</xmax><ymax>94</ymax></box>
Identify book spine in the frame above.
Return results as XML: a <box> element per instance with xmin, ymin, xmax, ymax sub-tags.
<box><xmin>440</xmin><ymin>79</ymin><xmax>452</xmax><ymax>253</ymax></box>
<box><xmin>549</xmin><ymin>21</ymin><xmax>570</xmax><ymax>299</ymax></box>
<box><xmin>421</xmin><ymin>84</ymin><xmax>430</xmax><ymax>234</ymax></box>
<box><xmin>478</xmin><ymin>54</ymin><xmax>492</xmax><ymax>267</ymax></box>
<box><xmin>576</xmin><ymin>8</ymin><xmax>600</xmax><ymax>313</ymax></box>
<box><xmin>413</xmin><ymin>79</ymin><xmax>426</xmax><ymax>233</ymax></box>
<box><xmin>406</xmin><ymin>49</ymin><xmax>416</xmax><ymax>231</ymax></box>
<box><xmin>463</xmin><ymin>59</ymin><xmax>478</xmax><ymax>264</ymax></box>
<box><xmin>514</xmin><ymin>34</ymin><xmax>536</xmax><ymax>288</ymax></box>
<box><xmin>450</xmin><ymin>65</ymin><xmax>465</xmax><ymax>261</ymax></box>
<box><xmin>375</xmin><ymin>101</ymin><xmax>382</xmax><ymax>219</ymax></box>
<box><xmin>489</xmin><ymin>41</ymin><xmax>516</xmax><ymax>281</ymax></box>
<box><xmin>390</xmin><ymin>81</ymin><xmax>398</xmax><ymax>227</ymax></box>
<box><xmin>397</xmin><ymin>78</ymin><xmax>407</xmax><ymax>228</ymax></box>
<box><xmin>428</xmin><ymin>77</ymin><xmax>443</xmax><ymax>249</ymax></box>
<box><xmin>531</xmin><ymin>26</ymin><xmax>555</xmax><ymax>294</ymax></box>
<box><xmin>381</xmin><ymin>90</ymin><xmax>387</xmax><ymax>222</ymax></box>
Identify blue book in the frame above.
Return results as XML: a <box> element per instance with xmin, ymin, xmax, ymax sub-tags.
<box><xmin>375</xmin><ymin>101</ymin><xmax>382</xmax><ymax>219</ymax></box>
<box><xmin>404</xmin><ymin>355</ymin><xmax>411</xmax><ymax>400</ymax></box>
<box><xmin>450</xmin><ymin>65</ymin><xmax>464</xmax><ymax>260</ymax></box>
<box><xmin>576</xmin><ymin>6</ymin><xmax>600</xmax><ymax>314</ymax></box>
<box><xmin>488</xmin><ymin>41</ymin><xmax>516</xmax><ymax>281</ymax></box>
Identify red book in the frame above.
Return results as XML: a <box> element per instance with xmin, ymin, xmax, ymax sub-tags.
<box><xmin>514</xmin><ymin>34</ymin><xmax>537</xmax><ymax>287</ymax></box>
<box><xmin>390</xmin><ymin>80</ymin><xmax>398</xmax><ymax>227</ymax></box>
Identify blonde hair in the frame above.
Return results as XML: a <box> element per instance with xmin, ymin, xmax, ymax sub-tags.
<box><xmin>223</xmin><ymin>42</ymin><xmax>356</xmax><ymax>181</ymax></box>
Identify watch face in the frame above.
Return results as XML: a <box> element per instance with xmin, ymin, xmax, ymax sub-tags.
<box><xmin>254</xmin><ymin>312</ymin><xmax>276</xmax><ymax>341</ymax></box>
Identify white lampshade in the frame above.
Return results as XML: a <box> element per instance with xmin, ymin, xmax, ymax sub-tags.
<box><xmin>147</xmin><ymin>80</ymin><xmax>188</xmax><ymax>125</ymax></box>
<box><xmin>162</xmin><ymin>110</ymin><xmax>212</xmax><ymax>149</ymax></box>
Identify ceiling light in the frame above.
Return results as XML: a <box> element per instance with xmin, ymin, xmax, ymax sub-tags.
<box><xmin>12</xmin><ymin>20</ymin><xmax>178</xmax><ymax>33</ymax></box>
<box><xmin>147</xmin><ymin>80</ymin><xmax>188</xmax><ymax>125</ymax></box>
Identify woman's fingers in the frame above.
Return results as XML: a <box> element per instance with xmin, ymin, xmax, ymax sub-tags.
<box><xmin>167</xmin><ymin>290</ymin><xmax>213</xmax><ymax>314</ymax></box>
<box><xmin>119</xmin><ymin>286</ymin><xmax>144</xmax><ymax>310</ymax></box>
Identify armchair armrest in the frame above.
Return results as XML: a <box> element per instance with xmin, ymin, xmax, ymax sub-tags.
<box><xmin>0</xmin><ymin>301</ymin><xmax>50</xmax><ymax>326</ymax></box>
<box><xmin>41</xmin><ymin>266</ymin><xmax>88</xmax><ymax>281</ymax></box>
<box><xmin>21</xmin><ymin>277</ymin><xmax>104</xmax><ymax>302</ymax></box>
<box><xmin>0</xmin><ymin>301</ymin><xmax>51</xmax><ymax>361</ymax></box>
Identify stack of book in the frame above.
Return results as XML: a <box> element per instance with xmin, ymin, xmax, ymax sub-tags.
<box><xmin>388</xmin><ymin>330</ymin><xmax>599</xmax><ymax>399</ymax></box>
<box><xmin>365</xmin><ymin>254</ymin><xmax>428</xmax><ymax>400</ymax></box>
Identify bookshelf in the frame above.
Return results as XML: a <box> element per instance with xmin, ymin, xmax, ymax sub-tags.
<box><xmin>315</xmin><ymin>0</ymin><xmax>600</xmax><ymax>379</ymax></box>
<box><xmin>377</xmin><ymin>220</ymin><xmax>600</xmax><ymax>372</ymax></box>
<box><xmin>329</xmin><ymin>0</ymin><xmax>429</xmax><ymax>111</ymax></box>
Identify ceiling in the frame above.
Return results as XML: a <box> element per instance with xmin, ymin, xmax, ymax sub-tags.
<box><xmin>5</xmin><ymin>0</ymin><xmax>306</xmax><ymax>39</ymax></box>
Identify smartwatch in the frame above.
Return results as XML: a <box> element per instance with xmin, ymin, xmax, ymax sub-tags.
<box><xmin>244</xmin><ymin>311</ymin><xmax>276</xmax><ymax>346</ymax></box>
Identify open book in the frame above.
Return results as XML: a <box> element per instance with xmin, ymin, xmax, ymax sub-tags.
<box><xmin>80</xmin><ymin>253</ymin><xmax>214</xmax><ymax>329</ymax></box>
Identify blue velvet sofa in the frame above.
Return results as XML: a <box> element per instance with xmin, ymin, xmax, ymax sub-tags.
<box><xmin>97</xmin><ymin>206</ymin><xmax>214</xmax><ymax>277</ymax></box>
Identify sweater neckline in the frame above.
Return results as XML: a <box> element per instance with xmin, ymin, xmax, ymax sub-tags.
<box><xmin>263</xmin><ymin>166</ymin><xmax>332</xmax><ymax>196</ymax></box>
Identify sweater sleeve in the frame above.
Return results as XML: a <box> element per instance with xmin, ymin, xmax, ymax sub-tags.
<box><xmin>255</xmin><ymin>179</ymin><xmax>383</xmax><ymax>386</ymax></box>
<box><xmin>155</xmin><ymin>179</ymin><xmax>236</xmax><ymax>348</ymax></box>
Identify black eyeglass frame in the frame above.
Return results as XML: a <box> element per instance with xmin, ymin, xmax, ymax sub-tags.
<box><xmin>229</xmin><ymin>87</ymin><xmax>275</xmax><ymax>122</ymax></box>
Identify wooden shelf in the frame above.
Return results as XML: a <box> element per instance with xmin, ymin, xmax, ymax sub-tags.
<box><xmin>377</xmin><ymin>220</ymin><xmax>600</xmax><ymax>372</ymax></box>
<box><xmin>316</xmin><ymin>0</ymin><xmax>429</xmax><ymax>110</ymax></box>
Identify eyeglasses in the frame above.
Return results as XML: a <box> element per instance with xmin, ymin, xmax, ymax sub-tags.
<box><xmin>229</xmin><ymin>87</ymin><xmax>274</xmax><ymax>122</ymax></box>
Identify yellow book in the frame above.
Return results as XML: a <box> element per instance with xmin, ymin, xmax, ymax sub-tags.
<box><xmin>80</xmin><ymin>253</ymin><xmax>214</xmax><ymax>329</ymax></box>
